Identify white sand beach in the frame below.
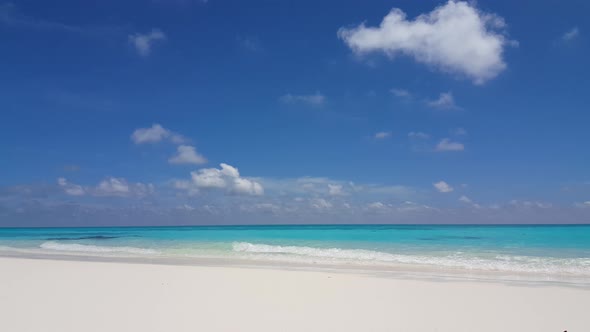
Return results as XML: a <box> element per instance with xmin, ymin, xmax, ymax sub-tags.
<box><xmin>0</xmin><ymin>257</ymin><xmax>588</xmax><ymax>332</ymax></box>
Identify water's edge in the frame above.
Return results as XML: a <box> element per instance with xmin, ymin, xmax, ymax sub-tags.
<box><xmin>2</xmin><ymin>249</ymin><xmax>589</xmax><ymax>289</ymax></box>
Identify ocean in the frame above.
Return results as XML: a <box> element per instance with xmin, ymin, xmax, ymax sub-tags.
<box><xmin>1</xmin><ymin>225</ymin><xmax>590</xmax><ymax>283</ymax></box>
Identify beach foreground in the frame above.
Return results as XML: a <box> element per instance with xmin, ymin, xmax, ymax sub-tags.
<box><xmin>1</xmin><ymin>257</ymin><xmax>588</xmax><ymax>332</ymax></box>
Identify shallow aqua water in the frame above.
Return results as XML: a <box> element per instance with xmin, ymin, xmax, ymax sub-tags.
<box><xmin>1</xmin><ymin>225</ymin><xmax>590</xmax><ymax>278</ymax></box>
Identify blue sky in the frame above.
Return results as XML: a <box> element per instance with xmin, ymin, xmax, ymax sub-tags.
<box><xmin>1</xmin><ymin>0</ymin><xmax>589</xmax><ymax>226</ymax></box>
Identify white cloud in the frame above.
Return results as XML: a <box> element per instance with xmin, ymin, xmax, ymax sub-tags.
<box><xmin>131</xmin><ymin>124</ymin><xmax>186</xmax><ymax>144</ymax></box>
<box><xmin>435</xmin><ymin>138</ymin><xmax>464</xmax><ymax>152</ymax></box>
<box><xmin>94</xmin><ymin>177</ymin><xmax>154</xmax><ymax>197</ymax></box>
<box><xmin>186</xmin><ymin>163</ymin><xmax>263</xmax><ymax>196</ymax></box>
<box><xmin>367</xmin><ymin>201</ymin><xmax>386</xmax><ymax>209</ymax></box>
<box><xmin>95</xmin><ymin>177</ymin><xmax>130</xmax><ymax>196</ymax></box>
<box><xmin>279</xmin><ymin>92</ymin><xmax>325</xmax><ymax>106</ymax></box>
<box><xmin>132</xmin><ymin>124</ymin><xmax>168</xmax><ymax>143</ymax></box>
<box><xmin>408</xmin><ymin>131</ymin><xmax>430</xmax><ymax>139</ymax></box>
<box><xmin>328</xmin><ymin>184</ymin><xmax>345</xmax><ymax>196</ymax></box>
<box><xmin>374</xmin><ymin>131</ymin><xmax>391</xmax><ymax>139</ymax></box>
<box><xmin>338</xmin><ymin>1</ymin><xmax>510</xmax><ymax>84</ymax></box>
<box><xmin>458</xmin><ymin>195</ymin><xmax>472</xmax><ymax>203</ymax></box>
<box><xmin>427</xmin><ymin>92</ymin><xmax>459</xmax><ymax>110</ymax></box>
<box><xmin>169</xmin><ymin>145</ymin><xmax>207</xmax><ymax>165</ymax></box>
<box><xmin>57</xmin><ymin>177</ymin><xmax>154</xmax><ymax>198</ymax></box>
<box><xmin>433</xmin><ymin>181</ymin><xmax>453</xmax><ymax>193</ymax></box>
<box><xmin>562</xmin><ymin>27</ymin><xmax>579</xmax><ymax>42</ymax></box>
<box><xmin>128</xmin><ymin>29</ymin><xmax>166</xmax><ymax>56</ymax></box>
<box><xmin>232</xmin><ymin>177</ymin><xmax>264</xmax><ymax>196</ymax></box>
<box><xmin>57</xmin><ymin>177</ymin><xmax>85</xmax><ymax>196</ymax></box>
<box><xmin>258</xmin><ymin>177</ymin><xmax>414</xmax><ymax>200</ymax></box>
<box><xmin>311</xmin><ymin>198</ymin><xmax>333</xmax><ymax>210</ymax></box>
<box><xmin>459</xmin><ymin>195</ymin><xmax>481</xmax><ymax>208</ymax></box>
<box><xmin>390</xmin><ymin>88</ymin><xmax>411</xmax><ymax>98</ymax></box>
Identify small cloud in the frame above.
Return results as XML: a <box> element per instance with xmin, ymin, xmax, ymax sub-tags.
<box><xmin>459</xmin><ymin>195</ymin><xmax>481</xmax><ymax>208</ymax></box>
<box><xmin>94</xmin><ymin>177</ymin><xmax>154</xmax><ymax>197</ymax></box>
<box><xmin>57</xmin><ymin>178</ymin><xmax>85</xmax><ymax>196</ymax></box>
<box><xmin>562</xmin><ymin>27</ymin><xmax>579</xmax><ymax>42</ymax></box>
<box><xmin>390</xmin><ymin>88</ymin><xmax>411</xmax><ymax>98</ymax></box>
<box><xmin>435</xmin><ymin>138</ymin><xmax>464</xmax><ymax>152</ymax></box>
<box><xmin>510</xmin><ymin>200</ymin><xmax>552</xmax><ymax>209</ymax></box>
<box><xmin>458</xmin><ymin>195</ymin><xmax>472</xmax><ymax>203</ymax></box>
<box><xmin>452</xmin><ymin>128</ymin><xmax>467</xmax><ymax>136</ymax></box>
<box><xmin>367</xmin><ymin>201</ymin><xmax>386</xmax><ymax>210</ymax></box>
<box><xmin>168</xmin><ymin>145</ymin><xmax>207</xmax><ymax>165</ymax></box>
<box><xmin>129</xmin><ymin>29</ymin><xmax>166</xmax><ymax>56</ymax></box>
<box><xmin>328</xmin><ymin>184</ymin><xmax>345</xmax><ymax>196</ymax></box>
<box><xmin>57</xmin><ymin>177</ymin><xmax>154</xmax><ymax>198</ymax></box>
<box><xmin>374</xmin><ymin>131</ymin><xmax>392</xmax><ymax>139</ymax></box>
<box><xmin>178</xmin><ymin>204</ymin><xmax>195</xmax><ymax>211</ymax></box>
<box><xmin>131</xmin><ymin>124</ymin><xmax>186</xmax><ymax>144</ymax></box>
<box><xmin>311</xmin><ymin>198</ymin><xmax>333</xmax><ymax>210</ymax></box>
<box><xmin>95</xmin><ymin>177</ymin><xmax>130</xmax><ymax>196</ymax></box>
<box><xmin>237</xmin><ymin>35</ymin><xmax>263</xmax><ymax>52</ymax></box>
<box><xmin>427</xmin><ymin>92</ymin><xmax>459</xmax><ymax>110</ymax></box>
<box><xmin>279</xmin><ymin>92</ymin><xmax>325</xmax><ymax>106</ymax></box>
<box><xmin>63</xmin><ymin>164</ymin><xmax>80</xmax><ymax>172</ymax></box>
<box><xmin>433</xmin><ymin>181</ymin><xmax>453</xmax><ymax>193</ymax></box>
<box><xmin>408</xmin><ymin>131</ymin><xmax>430</xmax><ymax>139</ymax></box>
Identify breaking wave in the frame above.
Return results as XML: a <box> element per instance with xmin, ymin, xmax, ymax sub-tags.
<box><xmin>232</xmin><ymin>242</ymin><xmax>590</xmax><ymax>276</ymax></box>
<box><xmin>40</xmin><ymin>241</ymin><xmax>158</xmax><ymax>255</ymax></box>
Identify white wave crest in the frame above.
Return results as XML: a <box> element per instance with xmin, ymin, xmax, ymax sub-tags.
<box><xmin>40</xmin><ymin>241</ymin><xmax>158</xmax><ymax>255</ymax></box>
<box><xmin>232</xmin><ymin>242</ymin><xmax>590</xmax><ymax>276</ymax></box>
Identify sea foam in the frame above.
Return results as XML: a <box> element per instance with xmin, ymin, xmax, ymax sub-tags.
<box><xmin>232</xmin><ymin>242</ymin><xmax>590</xmax><ymax>276</ymax></box>
<box><xmin>40</xmin><ymin>241</ymin><xmax>158</xmax><ymax>255</ymax></box>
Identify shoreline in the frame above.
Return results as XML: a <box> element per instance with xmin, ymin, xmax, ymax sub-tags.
<box><xmin>2</xmin><ymin>250</ymin><xmax>590</xmax><ymax>288</ymax></box>
<box><xmin>1</xmin><ymin>256</ymin><xmax>588</xmax><ymax>332</ymax></box>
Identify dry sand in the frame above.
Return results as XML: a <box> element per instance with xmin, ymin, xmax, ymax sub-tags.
<box><xmin>1</xmin><ymin>257</ymin><xmax>588</xmax><ymax>332</ymax></box>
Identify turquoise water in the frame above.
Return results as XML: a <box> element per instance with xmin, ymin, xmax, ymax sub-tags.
<box><xmin>1</xmin><ymin>225</ymin><xmax>590</xmax><ymax>280</ymax></box>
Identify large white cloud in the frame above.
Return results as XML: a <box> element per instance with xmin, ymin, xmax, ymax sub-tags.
<box><xmin>186</xmin><ymin>163</ymin><xmax>264</xmax><ymax>196</ymax></box>
<box><xmin>169</xmin><ymin>145</ymin><xmax>207</xmax><ymax>165</ymax></box>
<box><xmin>338</xmin><ymin>1</ymin><xmax>511</xmax><ymax>84</ymax></box>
